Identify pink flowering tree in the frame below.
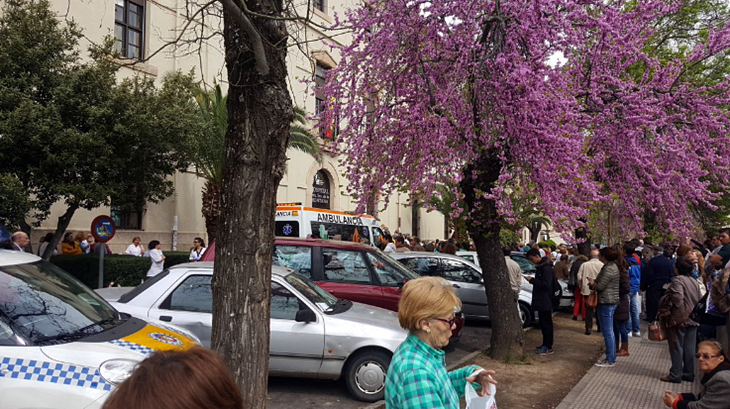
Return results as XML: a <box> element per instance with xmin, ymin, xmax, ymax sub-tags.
<box><xmin>325</xmin><ymin>0</ymin><xmax>730</xmax><ymax>358</ymax></box>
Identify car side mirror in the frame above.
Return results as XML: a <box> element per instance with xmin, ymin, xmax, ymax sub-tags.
<box><xmin>295</xmin><ymin>309</ymin><xmax>316</xmax><ymax>323</ymax></box>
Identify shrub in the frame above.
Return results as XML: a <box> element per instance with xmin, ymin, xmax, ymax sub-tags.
<box><xmin>538</xmin><ymin>240</ymin><xmax>557</xmax><ymax>249</ymax></box>
<box><xmin>50</xmin><ymin>252</ymin><xmax>194</xmax><ymax>288</ymax></box>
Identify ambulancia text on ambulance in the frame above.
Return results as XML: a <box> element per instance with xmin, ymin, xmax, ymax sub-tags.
<box><xmin>0</xmin><ymin>250</ymin><xmax>199</xmax><ymax>409</ymax></box>
<box><xmin>275</xmin><ymin>203</ymin><xmax>384</xmax><ymax>246</ymax></box>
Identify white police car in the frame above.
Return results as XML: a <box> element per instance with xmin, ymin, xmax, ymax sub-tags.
<box><xmin>0</xmin><ymin>250</ymin><xmax>199</xmax><ymax>409</ymax></box>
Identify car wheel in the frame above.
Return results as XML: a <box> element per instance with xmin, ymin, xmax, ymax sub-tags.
<box><xmin>519</xmin><ymin>302</ymin><xmax>532</xmax><ymax>328</ymax></box>
<box><xmin>344</xmin><ymin>350</ymin><xmax>390</xmax><ymax>402</ymax></box>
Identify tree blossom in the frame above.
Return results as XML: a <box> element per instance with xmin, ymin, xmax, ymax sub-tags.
<box><xmin>324</xmin><ymin>0</ymin><xmax>730</xmax><ymax>357</ymax></box>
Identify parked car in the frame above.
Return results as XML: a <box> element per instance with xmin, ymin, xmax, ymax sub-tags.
<box><xmin>509</xmin><ymin>252</ymin><xmax>573</xmax><ymax>308</ymax></box>
<box><xmin>201</xmin><ymin>238</ymin><xmax>466</xmax><ymax>341</ymax></box>
<box><xmin>391</xmin><ymin>252</ymin><xmax>535</xmax><ymax>327</ymax></box>
<box><xmin>96</xmin><ymin>262</ymin><xmax>408</xmax><ymax>402</ymax></box>
<box><xmin>0</xmin><ymin>250</ymin><xmax>198</xmax><ymax>409</ymax></box>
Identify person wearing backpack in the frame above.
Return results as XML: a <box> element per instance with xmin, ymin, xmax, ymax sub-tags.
<box><xmin>624</xmin><ymin>243</ymin><xmax>643</xmax><ymax>337</ymax></box>
<box><xmin>525</xmin><ymin>248</ymin><xmax>556</xmax><ymax>356</ymax></box>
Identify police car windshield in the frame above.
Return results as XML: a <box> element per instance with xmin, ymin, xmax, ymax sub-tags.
<box><xmin>0</xmin><ymin>260</ymin><xmax>118</xmax><ymax>345</ymax></box>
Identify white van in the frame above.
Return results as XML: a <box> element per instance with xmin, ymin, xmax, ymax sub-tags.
<box><xmin>274</xmin><ymin>203</ymin><xmax>384</xmax><ymax>246</ymax></box>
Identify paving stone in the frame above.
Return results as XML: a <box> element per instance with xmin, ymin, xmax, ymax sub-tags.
<box><xmin>557</xmin><ymin>322</ymin><xmax>702</xmax><ymax>409</ymax></box>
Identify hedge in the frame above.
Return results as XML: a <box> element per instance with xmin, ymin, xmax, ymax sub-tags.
<box><xmin>50</xmin><ymin>251</ymin><xmax>192</xmax><ymax>289</ymax></box>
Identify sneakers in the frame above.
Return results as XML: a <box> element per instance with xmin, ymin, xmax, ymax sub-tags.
<box><xmin>632</xmin><ymin>331</ymin><xmax>641</xmax><ymax>337</ymax></box>
<box><xmin>539</xmin><ymin>349</ymin><xmax>555</xmax><ymax>356</ymax></box>
<box><xmin>595</xmin><ymin>360</ymin><xmax>615</xmax><ymax>368</ymax></box>
<box><xmin>535</xmin><ymin>345</ymin><xmax>546</xmax><ymax>352</ymax></box>
<box><xmin>628</xmin><ymin>332</ymin><xmax>632</xmax><ymax>338</ymax></box>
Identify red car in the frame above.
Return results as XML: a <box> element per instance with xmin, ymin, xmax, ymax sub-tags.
<box><xmin>202</xmin><ymin>238</ymin><xmax>465</xmax><ymax>341</ymax></box>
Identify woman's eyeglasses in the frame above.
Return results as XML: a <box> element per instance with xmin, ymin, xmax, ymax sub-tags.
<box><xmin>433</xmin><ymin>317</ymin><xmax>456</xmax><ymax>327</ymax></box>
<box><xmin>696</xmin><ymin>353</ymin><xmax>721</xmax><ymax>360</ymax></box>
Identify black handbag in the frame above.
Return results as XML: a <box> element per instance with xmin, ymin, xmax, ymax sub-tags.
<box><xmin>690</xmin><ymin>292</ymin><xmax>727</xmax><ymax>326</ymax></box>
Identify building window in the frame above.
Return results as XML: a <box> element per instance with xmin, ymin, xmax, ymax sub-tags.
<box><xmin>111</xmin><ymin>206</ymin><xmax>143</xmax><ymax>230</ymax></box>
<box><xmin>314</xmin><ymin>62</ymin><xmax>337</xmax><ymax>139</ymax></box>
<box><xmin>114</xmin><ymin>0</ymin><xmax>145</xmax><ymax>59</ymax></box>
<box><xmin>313</xmin><ymin>0</ymin><xmax>325</xmax><ymax>12</ymax></box>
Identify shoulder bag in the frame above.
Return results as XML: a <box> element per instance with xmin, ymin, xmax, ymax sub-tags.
<box><xmin>690</xmin><ymin>292</ymin><xmax>727</xmax><ymax>326</ymax></box>
<box><xmin>586</xmin><ymin>290</ymin><xmax>598</xmax><ymax>309</ymax></box>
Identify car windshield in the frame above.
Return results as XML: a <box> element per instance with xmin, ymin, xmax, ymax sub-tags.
<box><xmin>376</xmin><ymin>252</ymin><xmax>420</xmax><ymax>280</ymax></box>
<box><xmin>0</xmin><ymin>260</ymin><xmax>118</xmax><ymax>345</ymax></box>
<box><xmin>284</xmin><ymin>273</ymin><xmax>337</xmax><ymax>311</ymax></box>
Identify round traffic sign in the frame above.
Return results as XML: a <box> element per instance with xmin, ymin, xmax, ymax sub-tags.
<box><xmin>91</xmin><ymin>215</ymin><xmax>116</xmax><ymax>243</ymax></box>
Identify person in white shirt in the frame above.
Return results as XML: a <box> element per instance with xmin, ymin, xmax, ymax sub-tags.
<box><xmin>147</xmin><ymin>240</ymin><xmax>166</xmax><ymax>278</ymax></box>
<box><xmin>578</xmin><ymin>249</ymin><xmax>604</xmax><ymax>335</ymax></box>
<box><xmin>189</xmin><ymin>237</ymin><xmax>206</xmax><ymax>262</ymax></box>
<box><xmin>125</xmin><ymin>237</ymin><xmax>145</xmax><ymax>257</ymax></box>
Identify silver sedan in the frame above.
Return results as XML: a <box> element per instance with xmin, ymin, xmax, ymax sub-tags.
<box><xmin>391</xmin><ymin>252</ymin><xmax>535</xmax><ymax>327</ymax></box>
<box><xmin>95</xmin><ymin>262</ymin><xmax>407</xmax><ymax>402</ymax></box>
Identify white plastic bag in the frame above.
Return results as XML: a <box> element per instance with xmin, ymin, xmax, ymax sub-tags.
<box><xmin>465</xmin><ymin>371</ymin><xmax>497</xmax><ymax>409</ymax></box>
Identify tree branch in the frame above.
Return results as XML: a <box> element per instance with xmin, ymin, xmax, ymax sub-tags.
<box><xmin>220</xmin><ymin>0</ymin><xmax>269</xmax><ymax>75</ymax></box>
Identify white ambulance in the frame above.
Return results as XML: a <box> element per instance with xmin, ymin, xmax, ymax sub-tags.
<box><xmin>274</xmin><ymin>203</ymin><xmax>385</xmax><ymax>246</ymax></box>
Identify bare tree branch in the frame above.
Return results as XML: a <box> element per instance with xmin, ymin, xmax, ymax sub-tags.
<box><xmin>220</xmin><ymin>0</ymin><xmax>269</xmax><ymax>75</ymax></box>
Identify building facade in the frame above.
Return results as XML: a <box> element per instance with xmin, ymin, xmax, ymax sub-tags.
<box><xmin>32</xmin><ymin>0</ymin><xmax>445</xmax><ymax>253</ymax></box>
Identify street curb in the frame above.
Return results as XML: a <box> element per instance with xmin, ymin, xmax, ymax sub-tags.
<box><xmin>361</xmin><ymin>326</ymin><xmax>533</xmax><ymax>409</ymax></box>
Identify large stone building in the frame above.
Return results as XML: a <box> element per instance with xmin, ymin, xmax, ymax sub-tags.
<box><xmin>32</xmin><ymin>0</ymin><xmax>446</xmax><ymax>253</ymax></box>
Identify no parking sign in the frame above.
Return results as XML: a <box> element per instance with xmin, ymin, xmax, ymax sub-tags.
<box><xmin>91</xmin><ymin>215</ymin><xmax>116</xmax><ymax>288</ymax></box>
<box><xmin>91</xmin><ymin>215</ymin><xmax>116</xmax><ymax>243</ymax></box>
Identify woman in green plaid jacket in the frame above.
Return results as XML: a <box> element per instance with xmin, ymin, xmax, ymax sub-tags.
<box><xmin>385</xmin><ymin>276</ymin><xmax>497</xmax><ymax>408</ymax></box>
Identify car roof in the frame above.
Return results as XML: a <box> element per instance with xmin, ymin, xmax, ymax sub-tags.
<box><xmin>0</xmin><ymin>250</ymin><xmax>42</xmax><ymax>267</ymax></box>
<box><xmin>389</xmin><ymin>251</ymin><xmax>482</xmax><ymax>268</ymax></box>
<box><xmin>274</xmin><ymin>237</ymin><xmax>376</xmax><ymax>251</ymax></box>
<box><xmin>167</xmin><ymin>261</ymin><xmax>292</xmax><ymax>278</ymax></box>
<box><xmin>202</xmin><ymin>238</ymin><xmax>377</xmax><ymax>262</ymax></box>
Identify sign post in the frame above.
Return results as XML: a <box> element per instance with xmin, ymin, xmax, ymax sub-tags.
<box><xmin>91</xmin><ymin>215</ymin><xmax>116</xmax><ymax>289</ymax></box>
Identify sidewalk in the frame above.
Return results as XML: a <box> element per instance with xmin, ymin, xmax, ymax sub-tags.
<box><xmin>557</xmin><ymin>321</ymin><xmax>702</xmax><ymax>408</ymax></box>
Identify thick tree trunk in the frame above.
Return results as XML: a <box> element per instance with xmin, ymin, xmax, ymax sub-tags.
<box><xmin>575</xmin><ymin>224</ymin><xmax>591</xmax><ymax>256</ymax></box>
<box><xmin>528</xmin><ymin>225</ymin><xmax>540</xmax><ymax>243</ymax></box>
<box><xmin>460</xmin><ymin>151</ymin><xmax>524</xmax><ymax>359</ymax></box>
<box><xmin>211</xmin><ymin>1</ymin><xmax>292</xmax><ymax>407</ymax></box>
<box><xmin>42</xmin><ymin>204</ymin><xmax>78</xmax><ymax>260</ymax></box>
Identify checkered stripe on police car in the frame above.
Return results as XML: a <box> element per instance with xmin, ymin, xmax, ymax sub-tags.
<box><xmin>0</xmin><ymin>357</ymin><xmax>112</xmax><ymax>391</ymax></box>
<box><xmin>107</xmin><ymin>339</ymin><xmax>154</xmax><ymax>355</ymax></box>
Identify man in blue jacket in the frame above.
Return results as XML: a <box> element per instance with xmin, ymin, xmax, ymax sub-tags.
<box><xmin>641</xmin><ymin>245</ymin><xmax>674</xmax><ymax>323</ymax></box>
<box><xmin>525</xmin><ymin>248</ymin><xmax>555</xmax><ymax>356</ymax></box>
<box><xmin>624</xmin><ymin>243</ymin><xmax>642</xmax><ymax>336</ymax></box>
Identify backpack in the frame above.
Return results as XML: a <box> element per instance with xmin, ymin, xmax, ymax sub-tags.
<box><xmin>551</xmin><ymin>275</ymin><xmax>562</xmax><ymax>308</ymax></box>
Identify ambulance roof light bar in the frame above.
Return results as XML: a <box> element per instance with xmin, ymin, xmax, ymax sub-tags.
<box><xmin>277</xmin><ymin>202</ymin><xmax>303</xmax><ymax>206</ymax></box>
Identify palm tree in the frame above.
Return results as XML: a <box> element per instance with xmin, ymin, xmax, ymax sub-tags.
<box><xmin>193</xmin><ymin>85</ymin><xmax>320</xmax><ymax>243</ymax></box>
<box><xmin>428</xmin><ymin>182</ymin><xmax>468</xmax><ymax>240</ymax></box>
<box><xmin>526</xmin><ymin>214</ymin><xmax>552</xmax><ymax>243</ymax></box>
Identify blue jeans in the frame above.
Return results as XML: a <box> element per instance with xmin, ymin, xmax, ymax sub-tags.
<box><xmin>598</xmin><ymin>304</ymin><xmax>618</xmax><ymax>363</ymax></box>
<box><xmin>628</xmin><ymin>292</ymin><xmax>641</xmax><ymax>333</ymax></box>
<box><xmin>614</xmin><ymin>319</ymin><xmax>629</xmax><ymax>346</ymax></box>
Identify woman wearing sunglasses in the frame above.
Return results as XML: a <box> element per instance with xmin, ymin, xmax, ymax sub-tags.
<box><xmin>385</xmin><ymin>276</ymin><xmax>497</xmax><ymax>409</ymax></box>
<box><xmin>663</xmin><ymin>340</ymin><xmax>730</xmax><ymax>408</ymax></box>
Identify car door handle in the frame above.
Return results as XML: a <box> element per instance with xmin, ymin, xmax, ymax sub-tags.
<box><xmin>328</xmin><ymin>290</ymin><xmax>336</xmax><ymax>294</ymax></box>
<box><xmin>159</xmin><ymin>315</ymin><xmax>173</xmax><ymax>322</ymax></box>
<box><xmin>452</xmin><ymin>284</ymin><xmax>461</xmax><ymax>289</ymax></box>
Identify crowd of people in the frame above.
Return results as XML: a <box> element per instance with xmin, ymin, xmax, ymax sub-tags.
<box><xmin>1</xmin><ymin>230</ymin><xmax>208</xmax><ymax>278</ymax></box>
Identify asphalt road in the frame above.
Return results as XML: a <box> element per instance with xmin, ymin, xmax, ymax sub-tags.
<box><xmin>266</xmin><ymin>320</ymin><xmax>493</xmax><ymax>409</ymax></box>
